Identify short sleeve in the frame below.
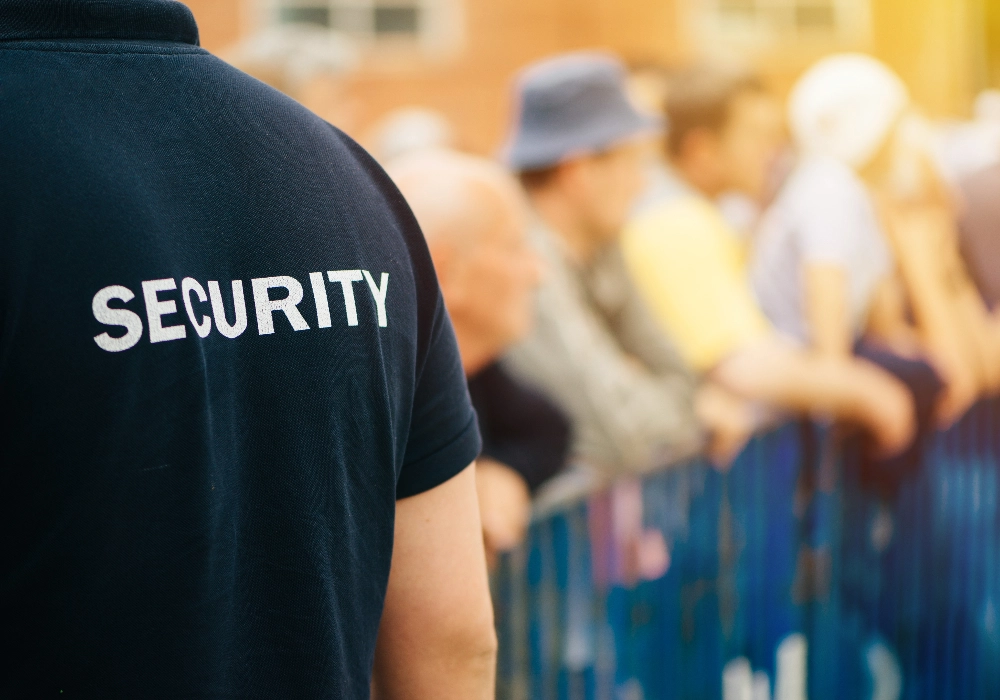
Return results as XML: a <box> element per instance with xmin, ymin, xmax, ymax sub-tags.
<box><xmin>622</xmin><ymin>199</ymin><xmax>771</xmax><ymax>373</ymax></box>
<box><xmin>792</xmin><ymin>160</ymin><xmax>873</xmax><ymax>265</ymax></box>
<box><xmin>397</xmin><ymin>293</ymin><xmax>482</xmax><ymax>499</ymax></box>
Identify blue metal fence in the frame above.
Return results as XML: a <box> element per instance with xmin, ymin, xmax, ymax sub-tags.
<box><xmin>493</xmin><ymin>399</ymin><xmax>1000</xmax><ymax>700</ymax></box>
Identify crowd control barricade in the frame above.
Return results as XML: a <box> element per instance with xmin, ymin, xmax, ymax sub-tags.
<box><xmin>493</xmin><ymin>399</ymin><xmax>1000</xmax><ymax>700</ymax></box>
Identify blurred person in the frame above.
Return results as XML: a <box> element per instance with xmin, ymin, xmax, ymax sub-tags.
<box><xmin>750</xmin><ymin>54</ymin><xmax>995</xmax><ymax>492</ymax></box>
<box><xmin>224</xmin><ymin>22</ymin><xmax>358</xmax><ymax>91</ymax></box>
<box><xmin>500</xmin><ymin>52</ymin><xmax>757</xmax><ymax>476</ymax></box>
<box><xmin>877</xmin><ymin>117</ymin><xmax>1000</xmax><ymax>398</ymax></box>
<box><xmin>0</xmin><ymin>2</ymin><xmax>495</xmax><ymax>698</ymax></box>
<box><xmin>224</xmin><ymin>23</ymin><xmax>362</xmax><ymax>136</ymax></box>
<box><xmin>367</xmin><ymin>107</ymin><xmax>457</xmax><ymax>164</ymax></box>
<box><xmin>620</xmin><ymin>64</ymin><xmax>917</xmax><ymax>458</ymax></box>
<box><xmin>931</xmin><ymin>89</ymin><xmax>1000</xmax><ymax>185</ymax></box>
<box><xmin>767</xmin><ymin>54</ymin><xmax>999</xmax><ymax>428</ymax></box>
<box><xmin>389</xmin><ymin>150</ymin><xmax>570</xmax><ymax>563</ymax></box>
<box><xmin>958</xmin><ymin>162</ymin><xmax>1000</xmax><ymax>311</ymax></box>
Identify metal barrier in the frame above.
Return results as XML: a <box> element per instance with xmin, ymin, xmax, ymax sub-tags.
<box><xmin>493</xmin><ymin>399</ymin><xmax>1000</xmax><ymax>700</ymax></box>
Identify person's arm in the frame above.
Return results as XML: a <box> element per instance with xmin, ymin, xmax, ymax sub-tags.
<box><xmin>989</xmin><ymin>310</ymin><xmax>1000</xmax><ymax>392</ymax></box>
<box><xmin>865</xmin><ymin>274</ymin><xmax>923</xmax><ymax>357</ymax></box>
<box><xmin>881</xmin><ymin>202</ymin><xmax>982</xmax><ymax>424</ymax></box>
<box><xmin>712</xmin><ymin>337</ymin><xmax>916</xmax><ymax>457</ymax></box>
<box><xmin>693</xmin><ymin>380</ymin><xmax>761</xmax><ymax>469</ymax></box>
<box><xmin>803</xmin><ymin>263</ymin><xmax>853</xmax><ymax>357</ymax></box>
<box><xmin>942</xmin><ymin>251</ymin><xmax>1000</xmax><ymax>393</ymax></box>
<box><xmin>799</xmin><ymin>265</ymin><xmax>918</xmax><ymax>450</ymax></box>
<box><xmin>372</xmin><ymin>464</ymin><xmax>497</xmax><ymax>700</ymax></box>
<box><xmin>476</xmin><ymin>458</ymin><xmax>531</xmax><ymax>568</ymax></box>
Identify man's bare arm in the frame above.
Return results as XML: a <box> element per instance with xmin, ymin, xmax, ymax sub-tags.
<box><xmin>712</xmin><ymin>337</ymin><xmax>915</xmax><ymax>456</ymax></box>
<box><xmin>372</xmin><ymin>463</ymin><xmax>497</xmax><ymax>700</ymax></box>
<box><xmin>866</xmin><ymin>274</ymin><xmax>923</xmax><ymax>357</ymax></box>
<box><xmin>803</xmin><ymin>263</ymin><xmax>853</xmax><ymax>357</ymax></box>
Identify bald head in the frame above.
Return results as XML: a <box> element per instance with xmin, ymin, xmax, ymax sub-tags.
<box><xmin>389</xmin><ymin>149</ymin><xmax>525</xmax><ymax>254</ymax></box>
<box><xmin>388</xmin><ymin>150</ymin><xmax>540</xmax><ymax>374</ymax></box>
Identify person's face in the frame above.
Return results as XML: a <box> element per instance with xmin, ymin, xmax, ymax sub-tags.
<box><xmin>450</xmin><ymin>187</ymin><xmax>542</xmax><ymax>354</ymax></box>
<box><xmin>717</xmin><ymin>92</ymin><xmax>785</xmax><ymax>199</ymax></box>
<box><xmin>571</xmin><ymin>141</ymin><xmax>648</xmax><ymax>244</ymax></box>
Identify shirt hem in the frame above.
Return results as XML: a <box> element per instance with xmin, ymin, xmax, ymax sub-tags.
<box><xmin>396</xmin><ymin>415</ymin><xmax>482</xmax><ymax>500</ymax></box>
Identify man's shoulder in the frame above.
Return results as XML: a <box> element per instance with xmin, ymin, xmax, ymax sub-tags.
<box><xmin>0</xmin><ymin>42</ymin><xmax>354</xmax><ymax>162</ymax></box>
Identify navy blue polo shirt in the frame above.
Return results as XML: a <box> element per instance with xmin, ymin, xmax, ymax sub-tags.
<box><xmin>0</xmin><ymin>1</ymin><xmax>481</xmax><ymax>696</ymax></box>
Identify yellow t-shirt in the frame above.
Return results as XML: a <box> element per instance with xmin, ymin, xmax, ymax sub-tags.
<box><xmin>622</xmin><ymin>197</ymin><xmax>771</xmax><ymax>373</ymax></box>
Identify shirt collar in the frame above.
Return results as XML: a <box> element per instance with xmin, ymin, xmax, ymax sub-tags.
<box><xmin>0</xmin><ymin>0</ymin><xmax>199</xmax><ymax>46</ymax></box>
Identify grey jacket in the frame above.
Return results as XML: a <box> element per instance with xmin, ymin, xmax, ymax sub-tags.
<box><xmin>503</xmin><ymin>217</ymin><xmax>704</xmax><ymax>476</ymax></box>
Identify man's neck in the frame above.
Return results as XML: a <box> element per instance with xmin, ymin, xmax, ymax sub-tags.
<box><xmin>528</xmin><ymin>189</ymin><xmax>603</xmax><ymax>265</ymax></box>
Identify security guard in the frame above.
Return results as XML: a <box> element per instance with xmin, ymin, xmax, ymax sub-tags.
<box><xmin>0</xmin><ymin>1</ymin><xmax>495</xmax><ymax>697</ymax></box>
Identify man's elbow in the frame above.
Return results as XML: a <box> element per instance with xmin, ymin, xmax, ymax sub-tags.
<box><xmin>373</xmin><ymin>612</ymin><xmax>497</xmax><ymax>699</ymax></box>
<box><xmin>446</xmin><ymin>614</ymin><xmax>499</xmax><ymax>669</ymax></box>
<box><xmin>431</xmin><ymin>616</ymin><xmax>498</xmax><ymax>696</ymax></box>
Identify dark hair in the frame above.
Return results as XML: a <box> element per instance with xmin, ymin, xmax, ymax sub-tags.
<box><xmin>517</xmin><ymin>144</ymin><xmax>627</xmax><ymax>191</ymax></box>
<box><xmin>665</xmin><ymin>65</ymin><xmax>765</xmax><ymax>157</ymax></box>
<box><xmin>518</xmin><ymin>166</ymin><xmax>560</xmax><ymax>192</ymax></box>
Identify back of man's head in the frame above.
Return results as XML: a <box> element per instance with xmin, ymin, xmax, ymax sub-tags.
<box><xmin>367</xmin><ymin>107</ymin><xmax>456</xmax><ymax>165</ymax></box>
<box><xmin>389</xmin><ymin>150</ymin><xmax>518</xmax><ymax>252</ymax></box>
<box><xmin>389</xmin><ymin>150</ymin><xmax>538</xmax><ymax>372</ymax></box>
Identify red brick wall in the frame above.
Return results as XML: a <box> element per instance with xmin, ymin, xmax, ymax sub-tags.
<box><xmin>183</xmin><ymin>0</ymin><xmax>983</xmax><ymax>155</ymax></box>
<box><xmin>184</xmin><ymin>0</ymin><xmax>685</xmax><ymax>154</ymax></box>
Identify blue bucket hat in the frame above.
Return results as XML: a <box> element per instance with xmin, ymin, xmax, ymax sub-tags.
<box><xmin>502</xmin><ymin>51</ymin><xmax>662</xmax><ymax>172</ymax></box>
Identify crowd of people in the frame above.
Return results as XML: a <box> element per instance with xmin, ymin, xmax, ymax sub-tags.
<box><xmin>373</xmin><ymin>51</ymin><xmax>1000</xmax><ymax>561</ymax></box>
<box><xmin>4</xmin><ymin>2</ymin><xmax>999</xmax><ymax>695</ymax></box>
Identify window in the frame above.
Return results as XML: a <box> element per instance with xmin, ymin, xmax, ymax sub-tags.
<box><xmin>700</xmin><ymin>0</ymin><xmax>869</xmax><ymax>43</ymax></box>
<box><xmin>267</xmin><ymin>0</ymin><xmax>458</xmax><ymax>45</ymax></box>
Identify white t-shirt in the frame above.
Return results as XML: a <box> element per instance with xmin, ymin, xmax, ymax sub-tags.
<box><xmin>751</xmin><ymin>157</ymin><xmax>893</xmax><ymax>344</ymax></box>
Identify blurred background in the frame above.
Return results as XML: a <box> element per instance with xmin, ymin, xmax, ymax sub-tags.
<box><xmin>180</xmin><ymin>2</ymin><xmax>1000</xmax><ymax>699</ymax></box>
<box><xmin>184</xmin><ymin>0</ymin><xmax>1000</xmax><ymax>153</ymax></box>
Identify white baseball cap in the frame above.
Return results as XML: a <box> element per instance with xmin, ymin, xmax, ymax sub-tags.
<box><xmin>788</xmin><ymin>53</ymin><xmax>909</xmax><ymax>170</ymax></box>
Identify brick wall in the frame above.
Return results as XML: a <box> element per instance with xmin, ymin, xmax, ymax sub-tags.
<box><xmin>185</xmin><ymin>0</ymin><xmax>988</xmax><ymax>156</ymax></box>
<box><xmin>185</xmin><ymin>0</ymin><xmax>686</xmax><ymax>154</ymax></box>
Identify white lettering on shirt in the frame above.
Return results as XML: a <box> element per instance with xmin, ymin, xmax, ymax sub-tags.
<box><xmin>327</xmin><ymin>270</ymin><xmax>364</xmax><ymax>327</ymax></box>
<box><xmin>309</xmin><ymin>272</ymin><xmax>332</xmax><ymax>329</ymax></box>
<box><xmin>142</xmin><ymin>278</ymin><xmax>187</xmax><ymax>343</ymax></box>
<box><xmin>208</xmin><ymin>280</ymin><xmax>248</xmax><ymax>339</ymax></box>
<box><xmin>181</xmin><ymin>277</ymin><xmax>212</xmax><ymax>338</ymax></box>
<box><xmin>362</xmin><ymin>270</ymin><xmax>389</xmax><ymax>328</ymax></box>
<box><xmin>92</xmin><ymin>285</ymin><xmax>144</xmax><ymax>352</ymax></box>
<box><xmin>93</xmin><ymin>270</ymin><xmax>389</xmax><ymax>352</ymax></box>
<box><xmin>252</xmin><ymin>276</ymin><xmax>310</xmax><ymax>335</ymax></box>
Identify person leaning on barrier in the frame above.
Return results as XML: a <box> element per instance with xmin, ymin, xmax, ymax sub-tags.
<box><xmin>499</xmin><ymin>52</ymin><xmax>757</xmax><ymax>475</ymax></box>
<box><xmin>0</xmin><ymin>1</ymin><xmax>495</xmax><ymax>697</ymax></box>
<box><xmin>957</xmin><ymin>161</ymin><xmax>1000</xmax><ymax>382</ymax></box>
<box><xmin>764</xmin><ymin>54</ymin><xmax>999</xmax><ymax>432</ymax></box>
<box><xmin>389</xmin><ymin>150</ymin><xmax>571</xmax><ymax>564</ymax></box>
<box><xmin>619</xmin><ymin>63</ymin><xmax>917</xmax><ymax>458</ymax></box>
<box><xmin>750</xmin><ymin>55</ymin><xmax>985</xmax><ymax>494</ymax></box>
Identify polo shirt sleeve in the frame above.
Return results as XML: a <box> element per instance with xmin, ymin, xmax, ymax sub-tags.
<box><xmin>622</xmin><ymin>198</ymin><xmax>771</xmax><ymax>374</ymax></box>
<box><xmin>396</xmin><ymin>292</ymin><xmax>482</xmax><ymax>499</ymax></box>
